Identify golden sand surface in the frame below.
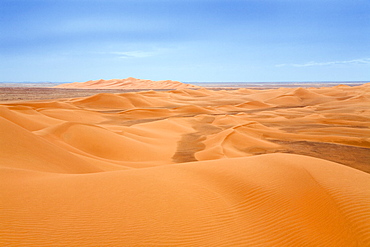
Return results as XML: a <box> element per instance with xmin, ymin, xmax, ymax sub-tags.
<box><xmin>1</xmin><ymin>83</ymin><xmax>370</xmax><ymax>246</ymax></box>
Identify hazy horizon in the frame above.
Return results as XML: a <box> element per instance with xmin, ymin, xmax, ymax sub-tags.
<box><xmin>0</xmin><ymin>80</ymin><xmax>368</xmax><ymax>87</ymax></box>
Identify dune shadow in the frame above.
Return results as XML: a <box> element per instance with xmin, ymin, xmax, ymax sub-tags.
<box><xmin>172</xmin><ymin>120</ymin><xmax>222</xmax><ymax>163</ymax></box>
<box><xmin>172</xmin><ymin>132</ymin><xmax>206</xmax><ymax>163</ymax></box>
<box><xmin>272</xmin><ymin>140</ymin><xmax>370</xmax><ymax>173</ymax></box>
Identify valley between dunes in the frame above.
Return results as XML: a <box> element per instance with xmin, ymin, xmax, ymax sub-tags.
<box><xmin>1</xmin><ymin>83</ymin><xmax>370</xmax><ymax>246</ymax></box>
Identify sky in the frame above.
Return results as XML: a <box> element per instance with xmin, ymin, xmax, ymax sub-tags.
<box><xmin>1</xmin><ymin>0</ymin><xmax>369</xmax><ymax>82</ymax></box>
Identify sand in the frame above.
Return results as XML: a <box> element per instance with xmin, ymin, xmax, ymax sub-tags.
<box><xmin>54</xmin><ymin>77</ymin><xmax>200</xmax><ymax>89</ymax></box>
<box><xmin>1</xmin><ymin>83</ymin><xmax>370</xmax><ymax>246</ymax></box>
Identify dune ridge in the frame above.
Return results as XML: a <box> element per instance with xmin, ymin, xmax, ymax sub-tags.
<box><xmin>54</xmin><ymin>77</ymin><xmax>200</xmax><ymax>89</ymax></box>
<box><xmin>1</xmin><ymin>83</ymin><xmax>370</xmax><ymax>246</ymax></box>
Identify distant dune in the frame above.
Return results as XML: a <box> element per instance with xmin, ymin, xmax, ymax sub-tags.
<box><xmin>54</xmin><ymin>77</ymin><xmax>200</xmax><ymax>89</ymax></box>
<box><xmin>1</xmin><ymin>82</ymin><xmax>370</xmax><ymax>246</ymax></box>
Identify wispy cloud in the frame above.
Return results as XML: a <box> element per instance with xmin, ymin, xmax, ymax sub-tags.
<box><xmin>111</xmin><ymin>51</ymin><xmax>156</xmax><ymax>58</ymax></box>
<box><xmin>93</xmin><ymin>50</ymin><xmax>159</xmax><ymax>59</ymax></box>
<box><xmin>275</xmin><ymin>58</ymin><xmax>370</xmax><ymax>67</ymax></box>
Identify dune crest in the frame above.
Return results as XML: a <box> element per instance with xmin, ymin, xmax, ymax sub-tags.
<box><xmin>54</xmin><ymin>77</ymin><xmax>200</xmax><ymax>89</ymax></box>
<box><xmin>1</xmin><ymin>83</ymin><xmax>370</xmax><ymax>246</ymax></box>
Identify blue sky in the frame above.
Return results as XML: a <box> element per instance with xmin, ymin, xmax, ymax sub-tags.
<box><xmin>1</xmin><ymin>0</ymin><xmax>369</xmax><ymax>82</ymax></box>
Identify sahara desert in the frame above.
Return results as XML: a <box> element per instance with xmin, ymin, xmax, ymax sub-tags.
<box><xmin>1</xmin><ymin>78</ymin><xmax>369</xmax><ymax>246</ymax></box>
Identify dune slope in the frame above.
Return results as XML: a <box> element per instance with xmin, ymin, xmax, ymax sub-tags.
<box><xmin>1</xmin><ymin>154</ymin><xmax>369</xmax><ymax>246</ymax></box>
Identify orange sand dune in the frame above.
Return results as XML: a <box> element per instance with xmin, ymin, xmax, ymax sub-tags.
<box><xmin>55</xmin><ymin>77</ymin><xmax>200</xmax><ymax>89</ymax></box>
<box><xmin>1</xmin><ymin>83</ymin><xmax>370</xmax><ymax>246</ymax></box>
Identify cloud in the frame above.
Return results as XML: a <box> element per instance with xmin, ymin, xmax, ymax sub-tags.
<box><xmin>275</xmin><ymin>58</ymin><xmax>370</xmax><ymax>67</ymax></box>
<box><xmin>93</xmin><ymin>50</ymin><xmax>158</xmax><ymax>59</ymax></box>
<box><xmin>110</xmin><ymin>51</ymin><xmax>156</xmax><ymax>58</ymax></box>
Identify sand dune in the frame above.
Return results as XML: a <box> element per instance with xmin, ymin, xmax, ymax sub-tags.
<box><xmin>55</xmin><ymin>77</ymin><xmax>200</xmax><ymax>89</ymax></box>
<box><xmin>1</xmin><ymin>83</ymin><xmax>370</xmax><ymax>246</ymax></box>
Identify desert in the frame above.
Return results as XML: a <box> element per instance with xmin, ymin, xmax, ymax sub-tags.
<box><xmin>0</xmin><ymin>80</ymin><xmax>369</xmax><ymax>246</ymax></box>
<box><xmin>3</xmin><ymin>0</ymin><xmax>369</xmax><ymax>245</ymax></box>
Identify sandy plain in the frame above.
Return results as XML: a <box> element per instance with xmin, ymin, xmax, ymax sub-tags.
<box><xmin>1</xmin><ymin>82</ymin><xmax>370</xmax><ymax>246</ymax></box>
